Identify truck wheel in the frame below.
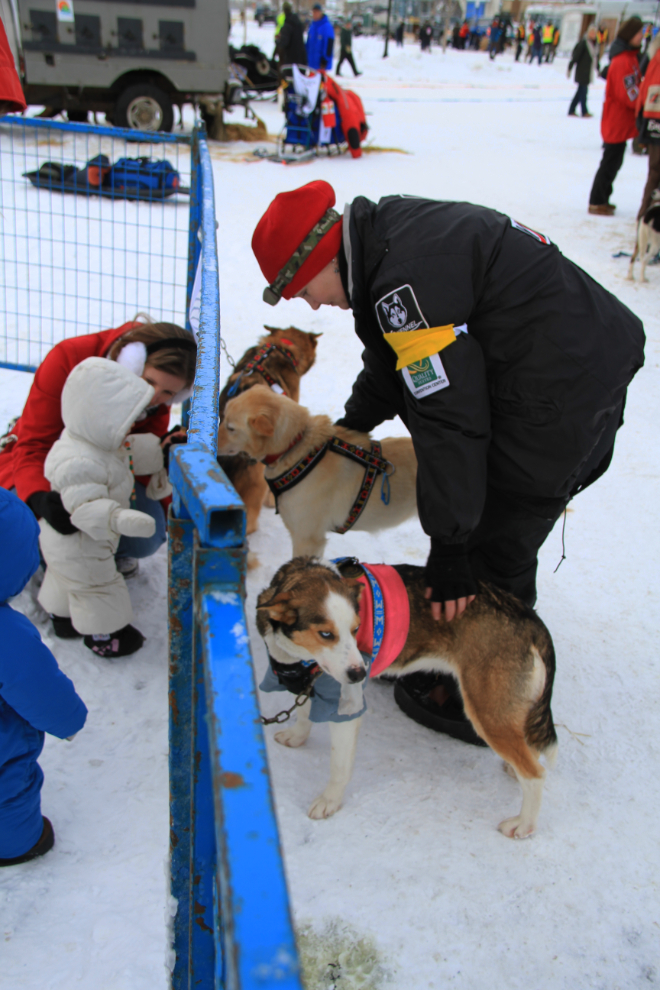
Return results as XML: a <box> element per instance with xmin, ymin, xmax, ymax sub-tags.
<box><xmin>114</xmin><ymin>83</ymin><xmax>174</xmax><ymax>132</ymax></box>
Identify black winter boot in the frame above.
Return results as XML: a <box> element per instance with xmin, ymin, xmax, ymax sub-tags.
<box><xmin>0</xmin><ymin>817</ymin><xmax>55</xmax><ymax>867</ymax></box>
<box><xmin>50</xmin><ymin>614</ymin><xmax>82</xmax><ymax>639</ymax></box>
<box><xmin>84</xmin><ymin>624</ymin><xmax>145</xmax><ymax>658</ymax></box>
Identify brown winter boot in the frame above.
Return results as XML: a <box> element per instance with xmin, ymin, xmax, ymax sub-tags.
<box><xmin>588</xmin><ymin>204</ymin><xmax>616</xmax><ymax>215</ymax></box>
<box><xmin>0</xmin><ymin>817</ymin><xmax>55</xmax><ymax>867</ymax></box>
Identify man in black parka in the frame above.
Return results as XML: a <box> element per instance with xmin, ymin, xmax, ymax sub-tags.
<box><xmin>252</xmin><ymin>181</ymin><xmax>645</xmax><ymax>741</ymax></box>
<box><xmin>276</xmin><ymin>2</ymin><xmax>307</xmax><ymax>68</ymax></box>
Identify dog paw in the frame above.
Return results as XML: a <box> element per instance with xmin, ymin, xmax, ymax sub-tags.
<box><xmin>308</xmin><ymin>792</ymin><xmax>342</xmax><ymax>819</ymax></box>
<box><xmin>498</xmin><ymin>815</ymin><xmax>535</xmax><ymax>839</ymax></box>
<box><xmin>274</xmin><ymin>726</ymin><xmax>308</xmax><ymax>748</ymax></box>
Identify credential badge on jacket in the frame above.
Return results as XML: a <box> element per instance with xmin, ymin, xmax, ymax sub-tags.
<box><xmin>376</xmin><ymin>284</ymin><xmax>429</xmax><ymax>334</ymax></box>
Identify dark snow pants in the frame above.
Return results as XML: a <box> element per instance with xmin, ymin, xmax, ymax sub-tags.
<box><xmin>467</xmin><ymin>395</ymin><xmax>625</xmax><ymax>606</ymax></box>
<box><xmin>569</xmin><ymin>83</ymin><xmax>589</xmax><ymax>116</ymax></box>
<box><xmin>590</xmin><ymin>141</ymin><xmax>626</xmax><ymax>206</ymax></box>
<box><xmin>0</xmin><ymin>700</ymin><xmax>45</xmax><ymax>859</ymax></box>
<box><xmin>336</xmin><ymin>49</ymin><xmax>359</xmax><ymax>76</ymax></box>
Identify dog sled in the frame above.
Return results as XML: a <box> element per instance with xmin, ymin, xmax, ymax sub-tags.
<box><xmin>24</xmin><ymin>155</ymin><xmax>188</xmax><ymax>201</ymax></box>
<box><xmin>278</xmin><ymin>65</ymin><xmax>368</xmax><ymax>159</ymax></box>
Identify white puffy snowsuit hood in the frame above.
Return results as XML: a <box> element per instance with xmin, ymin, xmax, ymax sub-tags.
<box><xmin>38</xmin><ymin>356</ymin><xmax>170</xmax><ymax>636</ymax></box>
<box><xmin>61</xmin><ymin>357</ymin><xmax>155</xmax><ymax>451</ymax></box>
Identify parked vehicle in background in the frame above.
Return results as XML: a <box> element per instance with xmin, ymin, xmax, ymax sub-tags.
<box><xmin>255</xmin><ymin>4</ymin><xmax>276</xmax><ymax>27</ymax></box>
<box><xmin>0</xmin><ymin>0</ymin><xmax>229</xmax><ymax>130</ymax></box>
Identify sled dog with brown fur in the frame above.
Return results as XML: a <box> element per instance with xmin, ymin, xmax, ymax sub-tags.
<box><xmin>217</xmin><ymin>387</ymin><xmax>418</xmax><ymax>557</ymax></box>
<box><xmin>257</xmin><ymin>557</ymin><xmax>558</xmax><ymax>839</ymax></box>
<box><xmin>217</xmin><ymin>326</ymin><xmax>320</xmax><ymax>534</ymax></box>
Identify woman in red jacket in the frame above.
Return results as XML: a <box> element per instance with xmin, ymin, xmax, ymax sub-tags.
<box><xmin>636</xmin><ymin>31</ymin><xmax>660</xmax><ymax>218</ymax></box>
<box><xmin>588</xmin><ymin>17</ymin><xmax>644</xmax><ymax>216</ymax></box>
<box><xmin>0</xmin><ymin>320</ymin><xmax>196</xmax><ymax>586</ymax></box>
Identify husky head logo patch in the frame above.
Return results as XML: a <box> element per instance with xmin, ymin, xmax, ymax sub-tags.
<box><xmin>376</xmin><ymin>285</ymin><xmax>428</xmax><ymax>334</ymax></box>
<box><xmin>381</xmin><ymin>293</ymin><xmax>408</xmax><ymax>329</ymax></box>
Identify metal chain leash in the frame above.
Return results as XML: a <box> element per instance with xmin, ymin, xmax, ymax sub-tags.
<box><xmin>220</xmin><ymin>336</ymin><xmax>236</xmax><ymax>369</ymax></box>
<box><xmin>260</xmin><ymin>670</ymin><xmax>322</xmax><ymax>725</ymax></box>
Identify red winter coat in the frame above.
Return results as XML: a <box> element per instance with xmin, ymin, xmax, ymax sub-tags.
<box><xmin>322</xmin><ymin>72</ymin><xmax>368</xmax><ymax>158</ymax></box>
<box><xmin>636</xmin><ymin>49</ymin><xmax>660</xmax><ymax>120</ymax></box>
<box><xmin>0</xmin><ymin>16</ymin><xmax>26</xmax><ymax>112</ymax></box>
<box><xmin>601</xmin><ymin>46</ymin><xmax>641</xmax><ymax>143</ymax></box>
<box><xmin>0</xmin><ymin>323</ymin><xmax>171</xmax><ymax>501</ymax></box>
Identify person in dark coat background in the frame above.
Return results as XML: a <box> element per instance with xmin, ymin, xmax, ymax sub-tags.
<box><xmin>589</xmin><ymin>17</ymin><xmax>644</xmax><ymax>215</ymax></box>
<box><xmin>0</xmin><ymin>488</ymin><xmax>87</xmax><ymax>866</ymax></box>
<box><xmin>420</xmin><ymin>22</ymin><xmax>433</xmax><ymax>51</ymax></box>
<box><xmin>336</xmin><ymin>20</ymin><xmax>361</xmax><ymax>76</ymax></box>
<box><xmin>306</xmin><ymin>3</ymin><xmax>335</xmax><ymax>70</ymax></box>
<box><xmin>251</xmin><ymin>180</ymin><xmax>645</xmax><ymax>743</ymax></box>
<box><xmin>276</xmin><ymin>2</ymin><xmax>307</xmax><ymax>67</ymax></box>
<box><xmin>567</xmin><ymin>24</ymin><xmax>598</xmax><ymax>117</ymax></box>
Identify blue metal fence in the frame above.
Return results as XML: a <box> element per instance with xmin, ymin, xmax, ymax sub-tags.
<box><xmin>0</xmin><ymin>116</ymin><xmax>302</xmax><ymax>989</ymax></box>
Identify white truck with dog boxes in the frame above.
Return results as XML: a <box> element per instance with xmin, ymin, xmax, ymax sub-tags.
<box><xmin>0</xmin><ymin>0</ymin><xmax>228</xmax><ymax>130</ymax></box>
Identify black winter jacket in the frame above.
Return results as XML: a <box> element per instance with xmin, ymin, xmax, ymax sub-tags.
<box><xmin>277</xmin><ymin>12</ymin><xmax>307</xmax><ymax>66</ymax></box>
<box><xmin>338</xmin><ymin>196</ymin><xmax>645</xmax><ymax>546</ymax></box>
<box><xmin>569</xmin><ymin>37</ymin><xmax>597</xmax><ymax>85</ymax></box>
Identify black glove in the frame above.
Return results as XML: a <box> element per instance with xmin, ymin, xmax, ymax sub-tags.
<box><xmin>425</xmin><ymin>540</ymin><xmax>477</xmax><ymax>603</ymax></box>
<box><xmin>160</xmin><ymin>424</ymin><xmax>188</xmax><ymax>470</ymax></box>
<box><xmin>27</xmin><ymin>491</ymin><xmax>78</xmax><ymax>535</ymax></box>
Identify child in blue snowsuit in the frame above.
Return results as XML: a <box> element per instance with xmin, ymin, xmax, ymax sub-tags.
<box><xmin>0</xmin><ymin>488</ymin><xmax>87</xmax><ymax>866</ymax></box>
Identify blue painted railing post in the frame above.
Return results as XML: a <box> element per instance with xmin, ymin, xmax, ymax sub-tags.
<box><xmin>168</xmin><ymin>125</ymin><xmax>303</xmax><ymax>990</ymax></box>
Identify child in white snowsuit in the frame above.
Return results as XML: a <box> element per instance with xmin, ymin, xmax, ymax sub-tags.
<box><xmin>38</xmin><ymin>357</ymin><xmax>171</xmax><ymax>657</ymax></box>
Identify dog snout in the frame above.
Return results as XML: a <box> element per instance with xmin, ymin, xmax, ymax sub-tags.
<box><xmin>347</xmin><ymin>665</ymin><xmax>367</xmax><ymax>684</ymax></box>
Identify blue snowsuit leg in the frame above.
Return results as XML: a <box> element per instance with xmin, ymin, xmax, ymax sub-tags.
<box><xmin>0</xmin><ymin>707</ymin><xmax>45</xmax><ymax>858</ymax></box>
<box><xmin>0</xmin><ymin>488</ymin><xmax>87</xmax><ymax>861</ymax></box>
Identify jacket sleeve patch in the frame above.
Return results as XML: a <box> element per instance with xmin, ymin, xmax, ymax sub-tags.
<box><xmin>375</xmin><ymin>284</ymin><xmax>429</xmax><ymax>334</ymax></box>
<box><xmin>402</xmin><ymin>354</ymin><xmax>450</xmax><ymax>398</ymax></box>
<box><xmin>510</xmin><ymin>218</ymin><xmax>552</xmax><ymax>245</ymax></box>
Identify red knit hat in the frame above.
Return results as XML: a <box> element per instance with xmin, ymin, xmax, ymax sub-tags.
<box><xmin>252</xmin><ymin>181</ymin><xmax>343</xmax><ymax>304</ymax></box>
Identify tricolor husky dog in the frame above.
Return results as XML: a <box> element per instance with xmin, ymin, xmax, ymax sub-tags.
<box><xmin>257</xmin><ymin>557</ymin><xmax>558</xmax><ymax>839</ymax></box>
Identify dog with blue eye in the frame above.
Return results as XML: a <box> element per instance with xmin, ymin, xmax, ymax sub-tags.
<box><xmin>257</xmin><ymin>556</ymin><xmax>558</xmax><ymax>839</ymax></box>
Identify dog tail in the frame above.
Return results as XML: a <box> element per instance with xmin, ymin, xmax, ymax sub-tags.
<box><xmin>524</xmin><ymin>628</ymin><xmax>558</xmax><ymax>758</ymax></box>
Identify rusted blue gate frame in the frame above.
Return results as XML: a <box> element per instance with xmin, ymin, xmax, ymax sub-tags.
<box><xmin>168</xmin><ymin>125</ymin><xmax>302</xmax><ymax>990</ymax></box>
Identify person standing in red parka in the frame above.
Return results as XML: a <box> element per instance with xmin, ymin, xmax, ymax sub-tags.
<box><xmin>0</xmin><ymin>14</ymin><xmax>26</xmax><ymax>114</ymax></box>
<box><xmin>588</xmin><ymin>17</ymin><xmax>644</xmax><ymax>215</ymax></box>
<box><xmin>635</xmin><ymin>31</ymin><xmax>660</xmax><ymax>217</ymax></box>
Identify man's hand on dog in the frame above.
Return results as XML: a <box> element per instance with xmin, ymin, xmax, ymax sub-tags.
<box><xmin>425</xmin><ymin>540</ymin><xmax>477</xmax><ymax>622</ymax></box>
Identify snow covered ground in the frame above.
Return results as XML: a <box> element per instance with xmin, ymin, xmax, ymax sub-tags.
<box><xmin>2</xmin><ymin>25</ymin><xmax>659</xmax><ymax>989</ymax></box>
